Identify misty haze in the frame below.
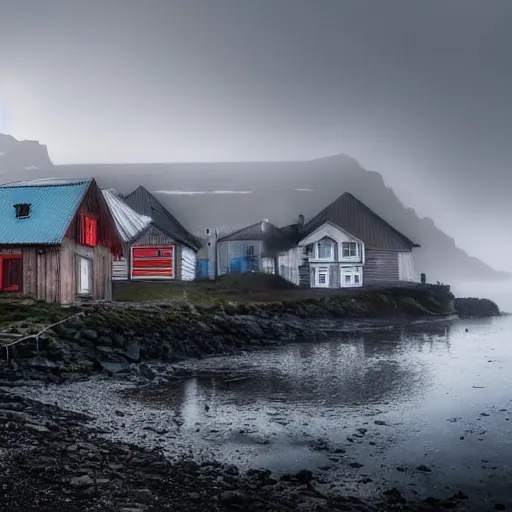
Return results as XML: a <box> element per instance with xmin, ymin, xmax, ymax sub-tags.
<box><xmin>1</xmin><ymin>1</ymin><xmax>511</xmax><ymax>511</ymax></box>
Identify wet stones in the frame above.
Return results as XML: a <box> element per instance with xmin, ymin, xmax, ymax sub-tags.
<box><xmin>69</xmin><ymin>474</ymin><xmax>94</xmax><ymax>488</ymax></box>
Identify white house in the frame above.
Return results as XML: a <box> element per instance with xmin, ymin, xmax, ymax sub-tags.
<box><xmin>277</xmin><ymin>192</ymin><xmax>420</xmax><ymax>288</ymax></box>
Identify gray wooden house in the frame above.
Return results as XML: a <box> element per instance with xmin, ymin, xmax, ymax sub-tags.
<box><xmin>278</xmin><ymin>193</ymin><xmax>421</xmax><ymax>288</ymax></box>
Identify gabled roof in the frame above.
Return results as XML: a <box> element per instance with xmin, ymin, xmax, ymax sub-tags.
<box><xmin>301</xmin><ymin>192</ymin><xmax>420</xmax><ymax>251</ymax></box>
<box><xmin>102</xmin><ymin>189</ymin><xmax>152</xmax><ymax>243</ymax></box>
<box><xmin>123</xmin><ymin>186</ymin><xmax>201</xmax><ymax>251</ymax></box>
<box><xmin>217</xmin><ymin>220</ymin><xmax>282</xmax><ymax>242</ymax></box>
<box><xmin>218</xmin><ymin>219</ymin><xmax>296</xmax><ymax>253</ymax></box>
<box><xmin>0</xmin><ymin>177</ymin><xmax>92</xmax><ymax>244</ymax></box>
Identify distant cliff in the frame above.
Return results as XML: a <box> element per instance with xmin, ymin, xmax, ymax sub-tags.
<box><xmin>0</xmin><ymin>136</ymin><xmax>508</xmax><ymax>283</ymax></box>
<box><xmin>0</xmin><ymin>134</ymin><xmax>53</xmax><ymax>174</ymax></box>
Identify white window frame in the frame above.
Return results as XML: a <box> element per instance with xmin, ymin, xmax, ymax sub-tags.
<box><xmin>339</xmin><ymin>265</ymin><xmax>363</xmax><ymax>288</ymax></box>
<box><xmin>316</xmin><ymin>239</ymin><xmax>334</xmax><ymax>260</ymax></box>
<box><xmin>341</xmin><ymin>241</ymin><xmax>359</xmax><ymax>261</ymax></box>
<box><xmin>315</xmin><ymin>266</ymin><xmax>330</xmax><ymax>288</ymax></box>
<box><xmin>77</xmin><ymin>255</ymin><xmax>93</xmax><ymax>295</ymax></box>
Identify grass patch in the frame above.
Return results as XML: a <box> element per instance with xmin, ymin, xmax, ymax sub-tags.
<box><xmin>0</xmin><ymin>298</ymin><xmax>80</xmax><ymax>331</ymax></box>
<box><xmin>112</xmin><ymin>273</ymin><xmax>363</xmax><ymax>304</ymax></box>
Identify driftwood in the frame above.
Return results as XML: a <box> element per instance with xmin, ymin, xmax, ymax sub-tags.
<box><xmin>2</xmin><ymin>312</ymin><xmax>85</xmax><ymax>361</ymax></box>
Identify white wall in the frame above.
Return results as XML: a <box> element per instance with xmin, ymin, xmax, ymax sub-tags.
<box><xmin>278</xmin><ymin>246</ymin><xmax>303</xmax><ymax>285</ymax></box>
<box><xmin>112</xmin><ymin>258</ymin><xmax>128</xmax><ymax>281</ymax></box>
<box><xmin>299</xmin><ymin>222</ymin><xmax>364</xmax><ymax>263</ymax></box>
<box><xmin>181</xmin><ymin>247</ymin><xmax>197</xmax><ymax>281</ymax></box>
<box><xmin>398</xmin><ymin>251</ymin><xmax>418</xmax><ymax>282</ymax></box>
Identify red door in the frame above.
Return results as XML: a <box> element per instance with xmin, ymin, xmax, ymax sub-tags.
<box><xmin>131</xmin><ymin>246</ymin><xmax>174</xmax><ymax>279</ymax></box>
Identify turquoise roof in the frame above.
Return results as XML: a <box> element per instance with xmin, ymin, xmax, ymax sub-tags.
<box><xmin>0</xmin><ymin>178</ymin><xmax>92</xmax><ymax>244</ymax></box>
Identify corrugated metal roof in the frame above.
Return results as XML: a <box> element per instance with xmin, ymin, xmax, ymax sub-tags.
<box><xmin>301</xmin><ymin>192</ymin><xmax>420</xmax><ymax>251</ymax></box>
<box><xmin>0</xmin><ymin>178</ymin><xmax>91</xmax><ymax>244</ymax></box>
<box><xmin>0</xmin><ymin>177</ymin><xmax>91</xmax><ymax>187</ymax></box>
<box><xmin>123</xmin><ymin>186</ymin><xmax>201</xmax><ymax>251</ymax></box>
<box><xmin>102</xmin><ymin>189</ymin><xmax>152</xmax><ymax>243</ymax></box>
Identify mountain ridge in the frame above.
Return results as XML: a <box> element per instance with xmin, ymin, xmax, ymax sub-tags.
<box><xmin>0</xmin><ymin>134</ymin><xmax>508</xmax><ymax>283</ymax></box>
<box><xmin>0</xmin><ymin>134</ymin><xmax>53</xmax><ymax>173</ymax></box>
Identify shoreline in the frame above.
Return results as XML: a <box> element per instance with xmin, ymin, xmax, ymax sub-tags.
<box><xmin>1</xmin><ymin>284</ymin><xmax>500</xmax><ymax>385</ymax></box>
<box><xmin>0</xmin><ymin>286</ymin><xmax>505</xmax><ymax>511</ymax></box>
<box><xmin>0</xmin><ymin>382</ymin><xmax>476</xmax><ymax>512</ymax></box>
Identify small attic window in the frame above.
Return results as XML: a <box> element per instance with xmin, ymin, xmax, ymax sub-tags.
<box><xmin>14</xmin><ymin>203</ymin><xmax>31</xmax><ymax>219</ymax></box>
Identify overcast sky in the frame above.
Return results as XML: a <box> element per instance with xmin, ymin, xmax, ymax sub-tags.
<box><xmin>0</xmin><ymin>0</ymin><xmax>510</xmax><ymax>271</ymax></box>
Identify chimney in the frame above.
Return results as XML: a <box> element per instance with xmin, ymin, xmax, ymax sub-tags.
<box><xmin>298</xmin><ymin>214</ymin><xmax>305</xmax><ymax>227</ymax></box>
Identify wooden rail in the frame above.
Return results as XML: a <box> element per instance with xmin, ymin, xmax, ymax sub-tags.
<box><xmin>2</xmin><ymin>312</ymin><xmax>85</xmax><ymax>362</ymax></box>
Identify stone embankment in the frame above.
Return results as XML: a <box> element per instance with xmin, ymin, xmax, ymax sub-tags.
<box><xmin>0</xmin><ymin>285</ymin><xmax>458</xmax><ymax>380</ymax></box>
<box><xmin>0</xmin><ymin>284</ymin><xmax>501</xmax><ymax>383</ymax></box>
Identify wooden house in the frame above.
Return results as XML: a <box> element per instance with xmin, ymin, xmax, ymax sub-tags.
<box><xmin>278</xmin><ymin>192</ymin><xmax>421</xmax><ymax>288</ymax></box>
<box><xmin>204</xmin><ymin>219</ymin><xmax>294</xmax><ymax>278</ymax></box>
<box><xmin>116</xmin><ymin>186</ymin><xmax>202</xmax><ymax>281</ymax></box>
<box><xmin>0</xmin><ymin>178</ymin><xmax>123</xmax><ymax>304</ymax></box>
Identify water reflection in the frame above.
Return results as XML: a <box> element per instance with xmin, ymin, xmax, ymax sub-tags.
<box><xmin>140</xmin><ymin>321</ymin><xmax>456</xmax><ymax>415</ymax></box>
<box><xmin>123</xmin><ymin>316</ymin><xmax>512</xmax><ymax>506</ymax></box>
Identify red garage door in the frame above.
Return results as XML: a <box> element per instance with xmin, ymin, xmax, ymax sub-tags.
<box><xmin>131</xmin><ymin>246</ymin><xmax>175</xmax><ymax>279</ymax></box>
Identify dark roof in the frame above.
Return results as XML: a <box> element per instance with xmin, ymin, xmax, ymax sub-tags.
<box><xmin>279</xmin><ymin>223</ymin><xmax>304</xmax><ymax>245</ymax></box>
<box><xmin>123</xmin><ymin>186</ymin><xmax>201</xmax><ymax>251</ymax></box>
<box><xmin>217</xmin><ymin>220</ymin><xmax>279</xmax><ymax>242</ymax></box>
<box><xmin>218</xmin><ymin>220</ymin><xmax>295</xmax><ymax>252</ymax></box>
<box><xmin>301</xmin><ymin>192</ymin><xmax>420</xmax><ymax>251</ymax></box>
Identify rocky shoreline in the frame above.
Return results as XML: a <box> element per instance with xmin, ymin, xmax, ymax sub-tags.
<box><xmin>0</xmin><ymin>286</ymin><xmax>504</xmax><ymax>511</ymax></box>
<box><xmin>1</xmin><ymin>284</ymin><xmax>470</xmax><ymax>383</ymax></box>
<box><xmin>0</xmin><ymin>389</ymin><xmax>475</xmax><ymax>511</ymax></box>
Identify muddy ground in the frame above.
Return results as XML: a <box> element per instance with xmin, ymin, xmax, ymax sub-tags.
<box><xmin>0</xmin><ymin>388</ymin><xmax>479</xmax><ymax>512</ymax></box>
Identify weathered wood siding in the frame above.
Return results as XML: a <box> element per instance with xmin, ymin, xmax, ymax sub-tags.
<box><xmin>21</xmin><ymin>247</ymin><xmax>38</xmax><ymax>297</ymax></box>
<box><xmin>1</xmin><ymin>241</ymin><xmax>112</xmax><ymax>304</ymax></box>
<box><xmin>36</xmin><ymin>247</ymin><xmax>61</xmax><ymax>302</ymax></box>
<box><xmin>364</xmin><ymin>249</ymin><xmax>399</xmax><ymax>284</ymax></box>
<box><xmin>0</xmin><ymin>246</ymin><xmax>37</xmax><ymax>299</ymax></box>
<box><xmin>60</xmin><ymin>238</ymin><xmax>113</xmax><ymax>304</ymax></box>
<box><xmin>65</xmin><ymin>180</ymin><xmax>123</xmax><ymax>258</ymax></box>
<box><xmin>0</xmin><ymin>246</ymin><xmax>61</xmax><ymax>302</ymax></box>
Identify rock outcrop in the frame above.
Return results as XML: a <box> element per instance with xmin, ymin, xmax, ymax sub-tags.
<box><xmin>0</xmin><ymin>133</ymin><xmax>53</xmax><ymax>173</ymax></box>
<box><xmin>454</xmin><ymin>297</ymin><xmax>501</xmax><ymax>318</ymax></box>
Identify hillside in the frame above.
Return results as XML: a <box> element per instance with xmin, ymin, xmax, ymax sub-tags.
<box><xmin>0</xmin><ymin>134</ymin><xmax>508</xmax><ymax>283</ymax></box>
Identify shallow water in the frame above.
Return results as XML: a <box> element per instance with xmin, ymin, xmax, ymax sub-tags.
<box><xmin>11</xmin><ymin>315</ymin><xmax>512</xmax><ymax>509</ymax></box>
<box><xmin>129</xmin><ymin>316</ymin><xmax>512</xmax><ymax>508</ymax></box>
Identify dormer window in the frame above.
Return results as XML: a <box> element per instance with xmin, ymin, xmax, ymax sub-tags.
<box><xmin>14</xmin><ymin>203</ymin><xmax>31</xmax><ymax>219</ymax></box>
